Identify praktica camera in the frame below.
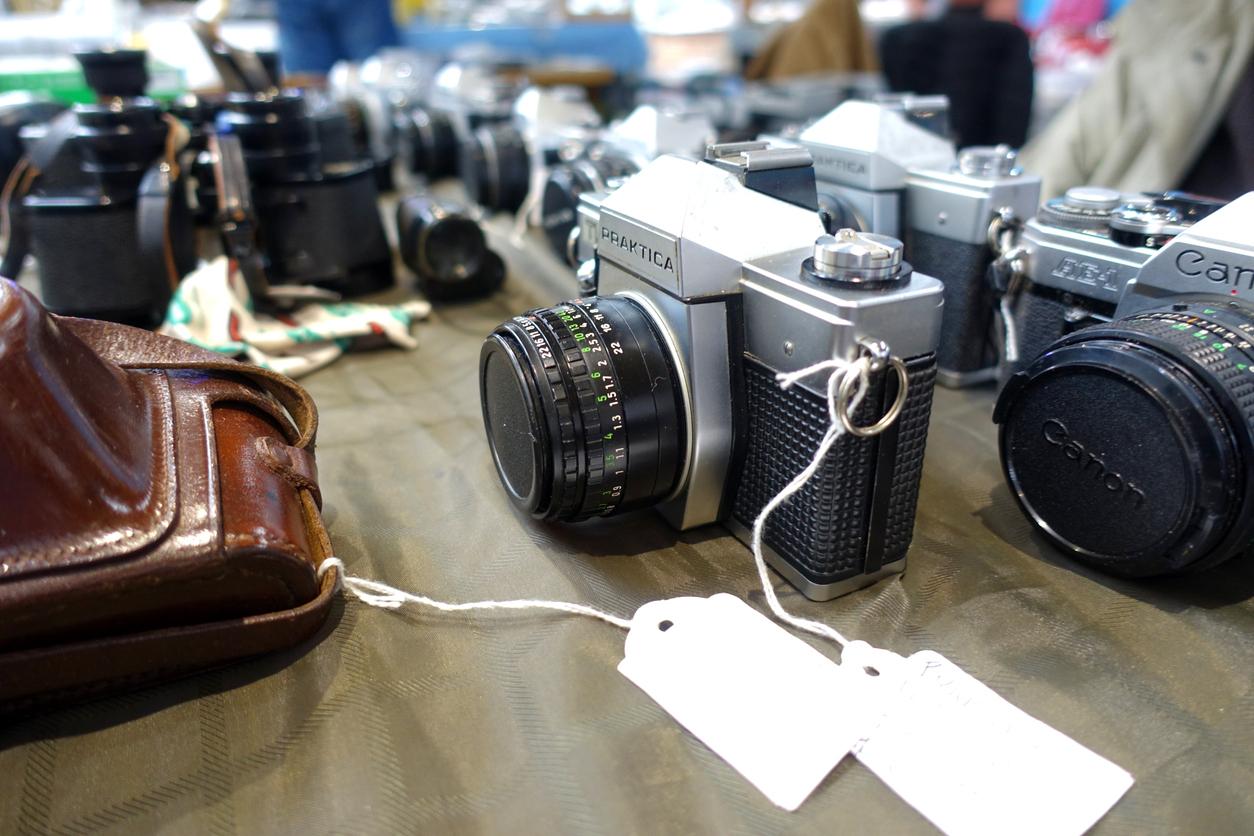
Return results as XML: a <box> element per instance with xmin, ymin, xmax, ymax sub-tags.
<box><xmin>478</xmin><ymin>142</ymin><xmax>943</xmax><ymax>600</ymax></box>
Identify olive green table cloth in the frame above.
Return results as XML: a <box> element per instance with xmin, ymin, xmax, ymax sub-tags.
<box><xmin>2</xmin><ymin>227</ymin><xmax>1252</xmax><ymax>836</ymax></box>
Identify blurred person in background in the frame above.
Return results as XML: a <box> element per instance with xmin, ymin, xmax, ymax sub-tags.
<box><xmin>879</xmin><ymin>0</ymin><xmax>1034</xmax><ymax>148</ymax></box>
<box><xmin>277</xmin><ymin>0</ymin><xmax>401</xmax><ymax>80</ymax></box>
<box><xmin>1021</xmin><ymin>0</ymin><xmax>1254</xmax><ymax>199</ymax></box>
<box><xmin>745</xmin><ymin>0</ymin><xmax>879</xmax><ymax>80</ymax></box>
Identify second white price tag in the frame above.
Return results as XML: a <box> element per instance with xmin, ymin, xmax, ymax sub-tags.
<box><xmin>849</xmin><ymin>646</ymin><xmax>1134</xmax><ymax>836</ymax></box>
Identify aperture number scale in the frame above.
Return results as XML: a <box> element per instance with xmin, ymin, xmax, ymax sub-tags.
<box><xmin>556</xmin><ymin>304</ymin><xmax>628</xmax><ymax>512</ymax></box>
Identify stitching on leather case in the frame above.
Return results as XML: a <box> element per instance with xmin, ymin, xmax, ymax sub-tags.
<box><xmin>1</xmin><ymin>371</ymin><xmax>179</xmax><ymax>571</ymax></box>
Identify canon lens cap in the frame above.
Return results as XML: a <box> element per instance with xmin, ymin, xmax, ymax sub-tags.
<box><xmin>995</xmin><ymin>340</ymin><xmax>1239</xmax><ymax>576</ymax></box>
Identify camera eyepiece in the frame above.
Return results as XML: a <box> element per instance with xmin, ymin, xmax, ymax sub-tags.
<box><xmin>480</xmin><ymin>297</ymin><xmax>685</xmax><ymax>521</ymax></box>
<box><xmin>995</xmin><ymin>299</ymin><xmax>1254</xmax><ymax>577</ymax></box>
<box><xmin>75</xmin><ymin>49</ymin><xmax>148</xmax><ymax>101</ymax></box>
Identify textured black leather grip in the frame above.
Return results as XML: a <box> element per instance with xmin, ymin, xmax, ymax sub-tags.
<box><xmin>28</xmin><ymin>203</ymin><xmax>169</xmax><ymax>325</ymax></box>
<box><xmin>732</xmin><ymin>353</ymin><xmax>937</xmax><ymax>586</ymax></box>
<box><xmin>910</xmin><ymin>230</ymin><xmax>995</xmax><ymax>375</ymax></box>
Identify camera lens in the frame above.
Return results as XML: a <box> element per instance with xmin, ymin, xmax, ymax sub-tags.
<box><xmin>397</xmin><ymin>108</ymin><xmax>458</xmax><ymax>178</ymax></box>
<box><xmin>396</xmin><ymin>194</ymin><xmax>487</xmax><ymax>283</ymax></box>
<box><xmin>461</xmin><ymin>123</ymin><xmax>530</xmax><ymax>212</ymax></box>
<box><xmin>479</xmin><ymin>297</ymin><xmax>685</xmax><ymax>521</ymax></box>
<box><xmin>220</xmin><ymin>93</ymin><xmax>320</xmax><ymax>183</ymax></box>
<box><xmin>995</xmin><ymin>299</ymin><xmax>1254</xmax><ymax>577</ymax></box>
<box><xmin>541</xmin><ymin>153</ymin><xmax>639</xmax><ymax>259</ymax></box>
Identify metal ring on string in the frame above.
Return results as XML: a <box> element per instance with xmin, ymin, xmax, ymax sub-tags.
<box><xmin>837</xmin><ymin>357</ymin><xmax>909</xmax><ymax>437</ymax></box>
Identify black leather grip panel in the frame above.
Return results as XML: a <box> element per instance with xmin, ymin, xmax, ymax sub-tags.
<box><xmin>731</xmin><ymin>353</ymin><xmax>937</xmax><ymax>586</ymax></box>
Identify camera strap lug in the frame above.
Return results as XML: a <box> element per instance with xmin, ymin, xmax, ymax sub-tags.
<box><xmin>839</xmin><ymin>339</ymin><xmax>908</xmax><ymax>438</ymax></box>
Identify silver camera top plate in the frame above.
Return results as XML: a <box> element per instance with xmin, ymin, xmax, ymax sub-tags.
<box><xmin>1117</xmin><ymin>191</ymin><xmax>1254</xmax><ymax>316</ymax></box>
<box><xmin>596</xmin><ymin>154</ymin><xmax>827</xmax><ymax>299</ymax></box>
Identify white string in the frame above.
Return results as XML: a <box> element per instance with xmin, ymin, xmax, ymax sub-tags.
<box><xmin>999</xmin><ymin>297</ymin><xmax>1020</xmax><ymax>364</ymax></box>
<box><xmin>317</xmin><ymin>355</ymin><xmax>885</xmax><ymax>650</ymax></box>
<box><xmin>746</xmin><ymin>356</ymin><xmax>872</xmax><ymax>649</ymax></box>
<box><xmin>317</xmin><ymin>557</ymin><xmax>632</xmax><ymax>630</ymax></box>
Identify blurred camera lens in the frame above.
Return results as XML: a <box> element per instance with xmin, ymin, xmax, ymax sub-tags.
<box><xmin>73</xmin><ymin>101</ymin><xmax>168</xmax><ymax>190</ymax></box>
<box><xmin>220</xmin><ymin>93</ymin><xmax>320</xmax><ymax>183</ymax></box>
<box><xmin>995</xmin><ymin>299</ymin><xmax>1254</xmax><ymax>577</ymax></box>
<box><xmin>397</xmin><ymin>107</ymin><xmax>458</xmax><ymax>178</ymax></box>
<box><xmin>541</xmin><ymin>151</ymin><xmax>639</xmax><ymax>260</ymax></box>
<box><xmin>397</xmin><ymin>194</ymin><xmax>486</xmax><ymax>280</ymax></box>
<box><xmin>480</xmin><ymin>297</ymin><xmax>685</xmax><ymax>521</ymax></box>
<box><xmin>460</xmin><ymin>123</ymin><xmax>530</xmax><ymax>213</ymax></box>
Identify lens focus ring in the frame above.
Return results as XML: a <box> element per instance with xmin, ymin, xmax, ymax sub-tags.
<box><xmin>480</xmin><ymin>297</ymin><xmax>684</xmax><ymax>522</ymax></box>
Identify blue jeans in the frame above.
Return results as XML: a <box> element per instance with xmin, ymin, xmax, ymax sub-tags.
<box><xmin>277</xmin><ymin>0</ymin><xmax>400</xmax><ymax>75</ymax></box>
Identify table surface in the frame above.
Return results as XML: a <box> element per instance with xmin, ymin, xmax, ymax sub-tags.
<box><xmin>2</xmin><ymin>217</ymin><xmax>1253</xmax><ymax>836</ymax></box>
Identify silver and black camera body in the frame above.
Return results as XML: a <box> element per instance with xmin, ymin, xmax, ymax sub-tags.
<box><xmin>998</xmin><ymin>187</ymin><xmax>1227</xmax><ymax>380</ymax></box>
<box><xmin>541</xmin><ymin>105</ymin><xmax>715</xmax><ymax>264</ymax></box>
<box><xmin>905</xmin><ymin>145</ymin><xmax>1041</xmax><ymax>386</ymax></box>
<box><xmin>994</xmin><ymin>192</ymin><xmax>1254</xmax><ymax>578</ymax></box>
<box><xmin>479</xmin><ymin>143</ymin><xmax>944</xmax><ymax>600</ymax></box>
<box><xmin>795</xmin><ymin>98</ymin><xmax>956</xmax><ymax>239</ymax></box>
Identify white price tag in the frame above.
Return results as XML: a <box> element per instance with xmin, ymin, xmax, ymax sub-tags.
<box><xmin>849</xmin><ymin>647</ymin><xmax>1134</xmax><ymax>836</ymax></box>
<box><xmin>618</xmin><ymin>594</ymin><xmax>892</xmax><ymax>811</ymax></box>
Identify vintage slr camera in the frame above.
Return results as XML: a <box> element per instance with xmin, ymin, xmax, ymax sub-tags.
<box><xmin>540</xmin><ymin>105</ymin><xmax>715</xmax><ymax>263</ymax></box>
<box><xmin>219</xmin><ymin>91</ymin><xmax>393</xmax><ymax>296</ymax></box>
<box><xmin>795</xmin><ymin>97</ymin><xmax>955</xmax><ymax>239</ymax></box>
<box><xmin>394</xmin><ymin>62</ymin><xmax>523</xmax><ymax>182</ymax></box>
<box><xmin>905</xmin><ymin>144</ymin><xmax>1041</xmax><ymax>387</ymax></box>
<box><xmin>478</xmin><ymin>143</ymin><xmax>943</xmax><ymax>600</ymax></box>
<box><xmin>395</xmin><ymin>193</ymin><xmax>505</xmax><ymax>301</ymax></box>
<box><xmin>997</xmin><ymin>187</ymin><xmax>1227</xmax><ymax>380</ymax></box>
<box><xmin>460</xmin><ymin>86</ymin><xmax>601</xmax><ymax>215</ymax></box>
<box><xmin>994</xmin><ymin>192</ymin><xmax>1254</xmax><ymax>578</ymax></box>
<box><xmin>0</xmin><ymin>49</ymin><xmax>196</xmax><ymax>326</ymax></box>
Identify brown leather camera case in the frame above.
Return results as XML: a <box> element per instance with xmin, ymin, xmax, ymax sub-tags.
<box><xmin>0</xmin><ymin>279</ymin><xmax>338</xmax><ymax>711</ymax></box>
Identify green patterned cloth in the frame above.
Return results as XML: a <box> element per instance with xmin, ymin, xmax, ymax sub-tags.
<box><xmin>161</xmin><ymin>257</ymin><xmax>431</xmax><ymax>377</ymax></box>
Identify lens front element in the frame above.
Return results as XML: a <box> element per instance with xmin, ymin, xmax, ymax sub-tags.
<box><xmin>479</xmin><ymin>297</ymin><xmax>685</xmax><ymax>521</ymax></box>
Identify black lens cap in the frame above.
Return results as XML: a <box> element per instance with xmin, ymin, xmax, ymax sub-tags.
<box><xmin>480</xmin><ymin>337</ymin><xmax>545</xmax><ymax>510</ymax></box>
<box><xmin>996</xmin><ymin>341</ymin><xmax>1239</xmax><ymax>576</ymax></box>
